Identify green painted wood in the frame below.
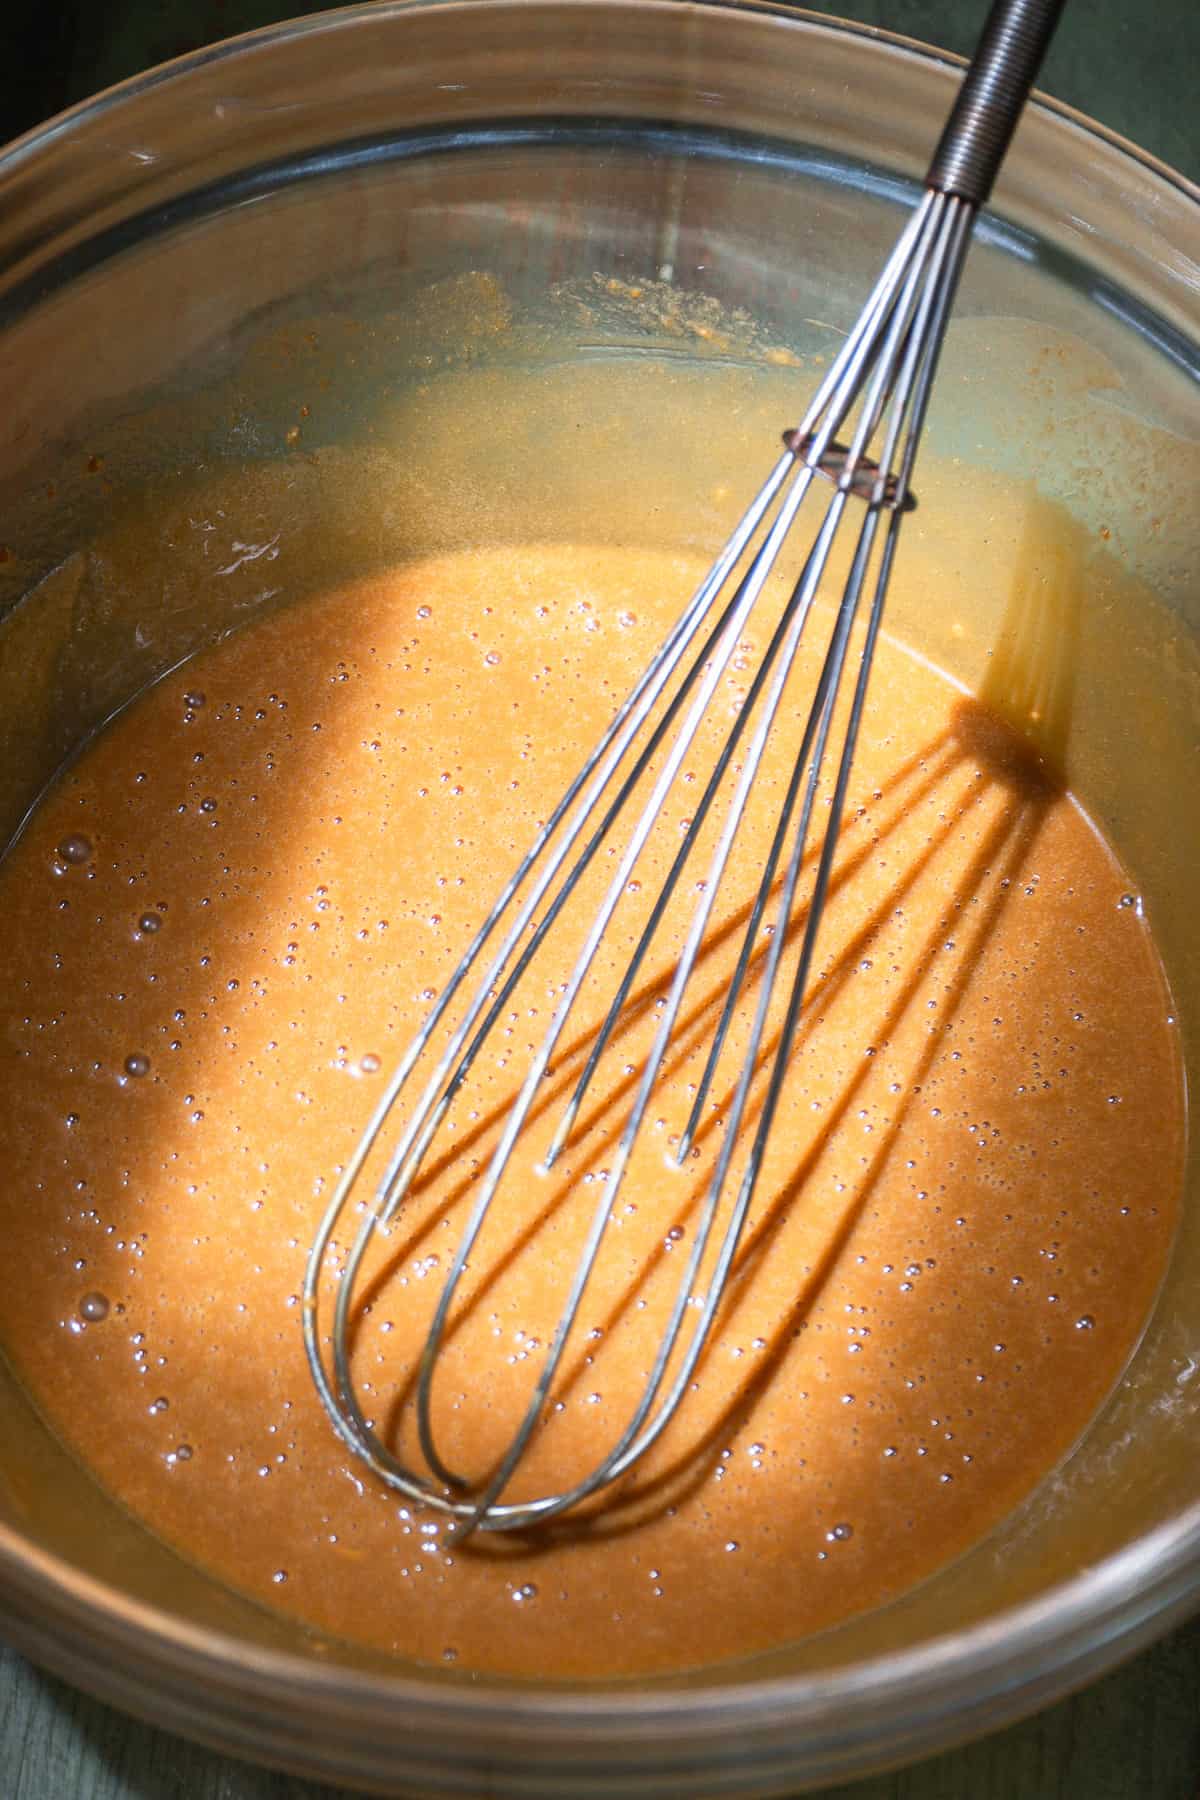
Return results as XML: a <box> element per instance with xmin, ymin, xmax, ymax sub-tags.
<box><xmin>0</xmin><ymin>1</ymin><xmax>1197</xmax><ymax>1795</ymax></box>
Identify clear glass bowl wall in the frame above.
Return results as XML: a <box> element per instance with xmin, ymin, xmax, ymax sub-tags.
<box><xmin>0</xmin><ymin>4</ymin><xmax>1196</xmax><ymax>1795</ymax></box>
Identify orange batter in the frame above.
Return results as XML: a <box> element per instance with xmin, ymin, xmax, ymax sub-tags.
<box><xmin>0</xmin><ymin>537</ymin><xmax>1182</xmax><ymax>1679</ymax></box>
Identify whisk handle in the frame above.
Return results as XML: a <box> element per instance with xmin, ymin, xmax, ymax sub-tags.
<box><xmin>926</xmin><ymin>0</ymin><xmax>1066</xmax><ymax>204</ymax></box>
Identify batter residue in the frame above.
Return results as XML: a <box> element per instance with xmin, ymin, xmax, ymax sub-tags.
<box><xmin>0</xmin><ymin>539</ymin><xmax>1182</xmax><ymax>1678</ymax></box>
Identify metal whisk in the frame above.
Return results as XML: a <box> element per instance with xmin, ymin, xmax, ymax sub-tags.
<box><xmin>304</xmin><ymin>0</ymin><xmax>1064</xmax><ymax>1536</ymax></box>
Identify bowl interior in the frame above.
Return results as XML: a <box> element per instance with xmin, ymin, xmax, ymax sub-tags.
<box><xmin>0</xmin><ymin>0</ymin><xmax>1196</xmax><ymax>1786</ymax></box>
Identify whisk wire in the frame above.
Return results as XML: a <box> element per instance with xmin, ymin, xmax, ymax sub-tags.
<box><xmin>440</xmin><ymin>498</ymin><xmax>862</xmax><ymax>1525</ymax></box>
<box><xmin>411</xmin><ymin>200</ymin><xmax>962</xmax><ymax>1512</ymax></box>
<box><xmin>604</xmin><ymin>206</ymin><xmax>984</xmax><ymax>1498</ymax></box>
<box><xmin>308</xmin><ymin>457</ymin><xmax>800</xmax><ymax>1447</ymax></box>
<box><xmin>411</xmin><ymin>464</ymin><xmax>827</xmax><ymax>1491</ymax></box>
<box><xmin>676</xmin><ymin>190</ymin><xmax>964</xmax><ymax>1151</ymax></box>
<box><xmin>549</xmin><ymin>494</ymin><xmax>847</xmax><ymax>1173</ymax></box>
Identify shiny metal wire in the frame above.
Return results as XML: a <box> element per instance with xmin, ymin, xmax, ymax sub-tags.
<box><xmin>303</xmin><ymin>0</ymin><xmax>1064</xmax><ymax>1537</ymax></box>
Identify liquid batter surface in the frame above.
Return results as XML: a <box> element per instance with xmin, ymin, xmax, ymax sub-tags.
<box><xmin>0</xmin><ymin>539</ymin><xmax>1183</xmax><ymax>1679</ymax></box>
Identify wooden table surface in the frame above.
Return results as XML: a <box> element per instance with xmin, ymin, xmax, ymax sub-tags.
<box><xmin>1</xmin><ymin>1</ymin><xmax>1197</xmax><ymax>1794</ymax></box>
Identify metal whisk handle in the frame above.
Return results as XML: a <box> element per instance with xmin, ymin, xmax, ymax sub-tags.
<box><xmin>926</xmin><ymin>0</ymin><xmax>1066</xmax><ymax>204</ymax></box>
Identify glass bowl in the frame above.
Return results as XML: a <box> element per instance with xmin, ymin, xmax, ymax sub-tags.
<box><xmin>0</xmin><ymin>3</ymin><xmax>1196</xmax><ymax>1793</ymax></box>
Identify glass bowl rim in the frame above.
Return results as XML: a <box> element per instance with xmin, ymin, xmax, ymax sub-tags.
<box><xmin>0</xmin><ymin>0</ymin><xmax>1196</xmax><ymax>1757</ymax></box>
<box><xmin>3</xmin><ymin>0</ymin><xmax>1198</xmax><ymax>206</ymax></box>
